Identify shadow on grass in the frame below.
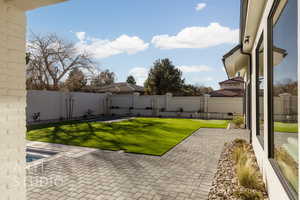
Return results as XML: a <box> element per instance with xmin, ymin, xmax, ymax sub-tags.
<box><xmin>27</xmin><ymin>118</ymin><xmax>203</xmax><ymax>155</ymax></box>
<box><xmin>28</xmin><ymin>119</ymin><xmax>168</xmax><ymax>152</ymax></box>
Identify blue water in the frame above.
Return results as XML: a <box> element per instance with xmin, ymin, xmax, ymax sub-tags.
<box><xmin>26</xmin><ymin>154</ymin><xmax>42</xmax><ymax>162</ymax></box>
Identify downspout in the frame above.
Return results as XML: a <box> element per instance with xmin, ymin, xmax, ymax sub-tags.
<box><xmin>240</xmin><ymin>0</ymin><xmax>252</xmax><ymax>143</ymax></box>
<box><xmin>240</xmin><ymin>39</ymin><xmax>252</xmax><ymax>144</ymax></box>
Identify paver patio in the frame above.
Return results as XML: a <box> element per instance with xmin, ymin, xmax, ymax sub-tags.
<box><xmin>26</xmin><ymin>128</ymin><xmax>249</xmax><ymax>200</ymax></box>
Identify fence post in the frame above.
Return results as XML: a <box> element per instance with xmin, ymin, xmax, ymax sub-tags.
<box><xmin>279</xmin><ymin>93</ymin><xmax>292</xmax><ymax>121</ymax></box>
<box><xmin>166</xmin><ymin>93</ymin><xmax>172</xmax><ymax>111</ymax></box>
<box><xmin>152</xmin><ymin>96</ymin><xmax>159</xmax><ymax>116</ymax></box>
<box><xmin>204</xmin><ymin>94</ymin><xmax>210</xmax><ymax>113</ymax></box>
<box><xmin>204</xmin><ymin>94</ymin><xmax>210</xmax><ymax>119</ymax></box>
<box><xmin>133</xmin><ymin>92</ymin><xmax>140</xmax><ymax>108</ymax></box>
<box><xmin>105</xmin><ymin>92</ymin><xmax>112</xmax><ymax>116</ymax></box>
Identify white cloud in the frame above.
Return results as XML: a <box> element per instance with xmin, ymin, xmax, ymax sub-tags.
<box><xmin>75</xmin><ymin>32</ymin><xmax>149</xmax><ymax>59</ymax></box>
<box><xmin>76</xmin><ymin>32</ymin><xmax>86</xmax><ymax>41</ymax></box>
<box><xmin>177</xmin><ymin>65</ymin><xmax>212</xmax><ymax>73</ymax></box>
<box><xmin>195</xmin><ymin>3</ymin><xmax>206</xmax><ymax>11</ymax></box>
<box><xmin>129</xmin><ymin>67</ymin><xmax>149</xmax><ymax>86</ymax></box>
<box><xmin>188</xmin><ymin>76</ymin><xmax>214</xmax><ymax>85</ymax></box>
<box><xmin>151</xmin><ymin>23</ymin><xmax>239</xmax><ymax>49</ymax></box>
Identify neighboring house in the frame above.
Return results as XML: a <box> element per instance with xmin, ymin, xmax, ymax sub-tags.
<box><xmin>210</xmin><ymin>77</ymin><xmax>245</xmax><ymax>97</ymax></box>
<box><xmin>223</xmin><ymin>0</ymin><xmax>299</xmax><ymax>199</ymax></box>
<box><xmin>94</xmin><ymin>83</ymin><xmax>145</xmax><ymax>94</ymax></box>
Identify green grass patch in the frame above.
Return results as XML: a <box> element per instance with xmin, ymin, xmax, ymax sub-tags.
<box><xmin>274</xmin><ymin>122</ymin><xmax>298</xmax><ymax>133</ymax></box>
<box><xmin>27</xmin><ymin>118</ymin><xmax>228</xmax><ymax>156</ymax></box>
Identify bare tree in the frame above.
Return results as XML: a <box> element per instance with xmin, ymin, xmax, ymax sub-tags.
<box><xmin>26</xmin><ymin>33</ymin><xmax>95</xmax><ymax>90</ymax></box>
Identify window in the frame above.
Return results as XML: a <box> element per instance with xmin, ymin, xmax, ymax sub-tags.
<box><xmin>256</xmin><ymin>35</ymin><xmax>264</xmax><ymax>147</ymax></box>
<box><xmin>271</xmin><ymin>0</ymin><xmax>298</xmax><ymax>195</ymax></box>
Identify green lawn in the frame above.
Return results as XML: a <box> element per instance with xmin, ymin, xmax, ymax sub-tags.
<box><xmin>274</xmin><ymin>122</ymin><xmax>298</xmax><ymax>133</ymax></box>
<box><xmin>27</xmin><ymin>118</ymin><xmax>228</xmax><ymax>156</ymax></box>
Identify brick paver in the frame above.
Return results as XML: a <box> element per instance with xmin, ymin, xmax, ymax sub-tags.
<box><xmin>27</xmin><ymin>128</ymin><xmax>249</xmax><ymax>200</ymax></box>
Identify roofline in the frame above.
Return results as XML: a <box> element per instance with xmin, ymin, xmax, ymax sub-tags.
<box><xmin>222</xmin><ymin>58</ymin><xmax>230</xmax><ymax>79</ymax></box>
<box><xmin>222</xmin><ymin>45</ymin><xmax>241</xmax><ymax>59</ymax></box>
<box><xmin>222</xmin><ymin>45</ymin><xmax>241</xmax><ymax>79</ymax></box>
<box><xmin>7</xmin><ymin>0</ymin><xmax>67</xmax><ymax>11</ymax></box>
<box><xmin>219</xmin><ymin>78</ymin><xmax>244</xmax><ymax>85</ymax></box>
<box><xmin>222</xmin><ymin>0</ymin><xmax>249</xmax><ymax>79</ymax></box>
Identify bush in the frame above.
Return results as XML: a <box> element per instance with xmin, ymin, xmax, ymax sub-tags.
<box><xmin>232</xmin><ymin>115</ymin><xmax>245</xmax><ymax>128</ymax></box>
<box><xmin>233</xmin><ymin>139</ymin><xmax>247</xmax><ymax>146</ymax></box>
<box><xmin>234</xmin><ymin>190</ymin><xmax>263</xmax><ymax>200</ymax></box>
<box><xmin>232</xmin><ymin>146</ymin><xmax>248</xmax><ymax>165</ymax></box>
<box><xmin>237</xmin><ymin>162</ymin><xmax>264</xmax><ymax>191</ymax></box>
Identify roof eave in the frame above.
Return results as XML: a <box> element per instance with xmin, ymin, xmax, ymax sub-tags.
<box><xmin>6</xmin><ymin>0</ymin><xmax>67</xmax><ymax>11</ymax></box>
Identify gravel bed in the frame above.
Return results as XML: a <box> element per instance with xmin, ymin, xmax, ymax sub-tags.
<box><xmin>208</xmin><ymin>140</ymin><xmax>268</xmax><ymax>200</ymax></box>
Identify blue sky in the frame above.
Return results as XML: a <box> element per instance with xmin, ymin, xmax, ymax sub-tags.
<box><xmin>27</xmin><ymin>0</ymin><xmax>240</xmax><ymax>89</ymax></box>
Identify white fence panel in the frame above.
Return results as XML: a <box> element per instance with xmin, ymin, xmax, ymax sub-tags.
<box><xmin>208</xmin><ymin>97</ymin><xmax>243</xmax><ymax>114</ymax></box>
<box><xmin>169</xmin><ymin>97</ymin><xmax>204</xmax><ymax>112</ymax></box>
<box><xmin>111</xmin><ymin>95</ymin><xmax>132</xmax><ymax>108</ymax></box>
<box><xmin>27</xmin><ymin>90</ymin><xmax>107</xmax><ymax>122</ymax></box>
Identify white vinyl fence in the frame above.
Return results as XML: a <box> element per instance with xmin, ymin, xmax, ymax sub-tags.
<box><xmin>109</xmin><ymin>93</ymin><xmax>243</xmax><ymax>119</ymax></box>
<box><xmin>27</xmin><ymin>91</ymin><xmax>296</xmax><ymax>123</ymax></box>
<box><xmin>26</xmin><ymin>90</ymin><xmax>108</xmax><ymax>122</ymax></box>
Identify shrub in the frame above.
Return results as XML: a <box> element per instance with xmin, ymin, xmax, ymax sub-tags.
<box><xmin>234</xmin><ymin>190</ymin><xmax>263</xmax><ymax>200</ymax></box>
<box><xmin>232</xmin><ymin>115</ymin><xmax>245</xmax><ymax>128</ymax></box>
<box><xmin>237</xmin><ymin>162</ymin><xmax>264</xmax><ymax>191</ymax></box>
<box><xmin>233</xmin><ymin>139</ymin><xmax>247</xmax><ymax>146</ymax></box>
<box><xmin>232</xmin><ymin>146</ymin><xmax>248</xmax><ymax>165</ymax></box>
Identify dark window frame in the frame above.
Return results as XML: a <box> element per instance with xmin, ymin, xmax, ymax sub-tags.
<box><xmin>267</xmin><ymin>0</ymin><xmax>298</xmax><ymax>199</ymax></box>
<box><xmin>255</xmin><ymin>33</ymin><xmax>264</xmax><ymax>148</ymax></box>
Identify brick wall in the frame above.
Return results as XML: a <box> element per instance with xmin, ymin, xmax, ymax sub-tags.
<box><xmin>0</xmin><ymin>0</ymin><xmax>26</xmax><ymax>199</ymax></box>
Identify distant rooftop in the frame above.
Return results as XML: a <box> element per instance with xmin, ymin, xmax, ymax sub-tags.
<box><xmin>219</xmin><ymin>77</ymin><xmax>244</xmax><ymax>85</ymax></box>
<box><xmin>95</xmin><ymin>82</ymin><xmax>144</xmax><ymax>94</ymax></box>
<box><xmin>210</xmin><ymin>77</ymin><xmax>245</xmax><ymax>97</ymax></box>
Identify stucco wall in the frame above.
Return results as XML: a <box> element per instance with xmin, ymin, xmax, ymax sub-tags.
<box><xmin>0</xmin><ymin>0</ymin><xmax>26</xmax><ymax>199</ymax></box>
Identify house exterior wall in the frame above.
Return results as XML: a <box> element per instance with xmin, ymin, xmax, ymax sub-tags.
<box><xmin>0</xmin><ymin>0</ymin><xmax>27</xmax><ymax>199</ymax></box>
<box><xmin>249</xmin><ymin>0</ymin><xmax>299</xmax><ymax>199</ymax></box>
